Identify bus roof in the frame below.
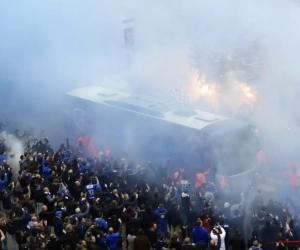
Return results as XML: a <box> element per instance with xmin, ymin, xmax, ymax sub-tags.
<box><xmin>66</xmin><ymin>86</ymin><xmax>230</xmax><ymax>131</ymax></box>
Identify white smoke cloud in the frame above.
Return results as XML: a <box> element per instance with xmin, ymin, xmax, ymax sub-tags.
<box><xmin>0</xmin><ymin>132</ymin><xmax>24</xmax><ymax>178</ymax></box>
<box><xmin>1</xmin><ymin>0</ymin><xmax>300</xmax><ymax>169</ymax></box>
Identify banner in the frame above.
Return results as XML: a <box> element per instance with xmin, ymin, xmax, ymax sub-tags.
<box><xmin>123</xmin><ymin>18</ymin><xmax>135</xmax><ymax>64</ymax></box>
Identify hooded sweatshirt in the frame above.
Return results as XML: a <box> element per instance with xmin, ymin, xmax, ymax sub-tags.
<box><xmin>154</xmin><ymin>207</ymin><xmax>168</xmax><ymax>224</ymax></box>
<box><xmin>192</xmin><ymin>226</ymin><xmax>209</xmax><ymax>244</ymax></box>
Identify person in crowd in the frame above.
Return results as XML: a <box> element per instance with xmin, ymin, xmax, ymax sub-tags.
<box><xmin>168</xmin><ymin>202</ymin><xmax>182</xmax><ymax>239</ymax></box>
<box><xmin>207</xmin><ymin>229</ymin><xmax>221</xmax><ymax>250</ymax></box>
<box><xmin>182</xmin><ymin>237</ymin><xmax>197</xmax><ymax>250</ymax></box>
<box><xmin>168</xmin><ymin>233</ymin><xmax>182</xmax><ymax>250</ymax></box>
<box><xmin>210</xmin><ymin>223</ymin><xmax>226</xmax><ymax>250</ymax></box>
<box><xmin>192</xmin><ymin>219</ymin><xmax>209</xmax><ymax>250</ymax></box>
<box><xmin>229</xmin><ymin>228</ymin><xmax>246</xmax><ymax>250</ymax></box>
<box><xmin>133</xmin><ymin>228</ymin><xmax>151</xmax><ymax>250</ymax></box>
<box><xmin>250</xmin><ymin>240</ymin><xmax>263</xmax><ymax>250</ymax></box>
<box><xmin>154</xmin><ymin>204</ymin><xmax>168</xmax><ymax>238</ymax></box>
<box><xmin>106</xmin><ymin>221</ymin><xmax>122</xmax><ymax>250</ymax></box>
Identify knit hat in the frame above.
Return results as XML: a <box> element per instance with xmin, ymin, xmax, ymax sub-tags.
<box><xmin>57</xmin><ymin>191</ymin><xmax>63</xmax><ymax>197</ymax></box>
<box><xmin>55</xmin><ymin>211</ymin><xmax>62</xmax><ymax>216</ymax></box>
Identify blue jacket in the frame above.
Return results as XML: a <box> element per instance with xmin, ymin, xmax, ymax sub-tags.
<box><xmin>0</xmin><ymin>155</ymin><xmax>7</xmax><ymax>164</ymax></box>
<box><xmin>106</xmin><ymin>232</ymin><xmax>121</xmax><ymax>249</ymax></box>
<box><xmin>0</xmin><ymin>174</ymin><xmax>8</xmax><ymax>191</ymax></box>
<box><xmin>192</xmin><ymin>226</ymin><xmax>209</xmax><ymax>244</ymax></box>
<box><xmin>79</xmin><ymin>160</ymin><xmax>95</xmax><ymax>174</ymax></box>
<box><xmin>94</xmin><ymin>218</ymin><xmax>108</xmax><ymax>230</ymax></box>
<box><xmin>154</xmin><ymin>207</ymin><xmax>168</xmax><ymax>223</ymax></box>
<box><xmin>42</xmin><ymin>158</ymin><xmax>52</xmax><ymax>182</ymax></box>
<box><xmin>22</xmin><ymin>213</ymin><xmax>31</xmax><ymax>229</ymax></box>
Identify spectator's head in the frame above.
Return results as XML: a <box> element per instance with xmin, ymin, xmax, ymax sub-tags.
<box><xmin>64</xmin><ymin>217</ymin><xmax>70</xmax><ymax>223</ymax></box>
<box><xmin>66</xmin><ymin>225</ymin><xmax>73</xmax><ymax>232</ymax></box>
<box><xmin>108</xmin><ymin>227</ymin><xmax>114</xmax><ymax>234</ymax></box>
<box><xmin>196</xmin><ymin>219</ymin><xmax>203</xmax><ymax>226</ymax></box>
<box><xmin>43</xmin><ymin>187</ymin><xmax>49</xmax><ymax>193</ymax></box>
<box><xmin>253</xmin><ymin>240</ymin><xmax>259</xmax><ymax>247</ymax></box>
<box><xmin>39</xmin><ymin>242</ymin><xmax>46</xmax><ymax>249</ymax></box>
<box><xmin>151</xmin><ymin>222</ymin><xmax>157</xmax><ymax>230</ymax></box>
<box><xmin>42</xmin><ymin>205</ymin><xmax>48</xmax><ymax>211</ymax></box>
<box><xmin>79</xmin><ymin>240</ymin><xmax>86</xmax><ymax>247</ymax></box>
<box><xmin>55</xmin><ymin>211</ymin><xmax>62</xmax><ymax>218</ymax></box>
<box><xmin>31</xmin><ymin>216</ymin><xmax>37</xmax><ymax>222</ymax></box>
<box><xmin>158</xmin><ymin>204</ymin><xmax>164</xmax><ymax>208</ymax></box>
<box><xmin>50</xmin><ymin>234</ymin><xmax>57</xmax><ymax>241</ymax></box>
<box><xmin>210</xmin><ymin>240</ymin><xmax>216</xmax><ymax>246</ymax></box>
<box><xmin>75</xmin><ymin>208</ymin><xmax>81</xmax><ymax>213</ymax></box>
<box><xmin>138</xmin><ymin>229</ymin><xmax>144</xmax><ymax>236</ymax></box>
<box><xmin>184</xmin><ymin>238</ymin><xmax>191</xmax><ymax>244</ymax></box>
<box><xmin>124</xmin><ymin>193</ymin><xmax>129</xmax><ymax>200</ymax></box>
<box><xmin>90</xmin><ymin>236</ymin><xmax>96</xmax><ymax>243</ymax></box>
<box><xmin>33</xmin><ymin>222</ymin><xmax>40</xmax><ymax>228</ymax></box>
<box><xmin>81</xmin><ymin>218</ymin><xmax>85</xmax><ymax>224</ymax></box>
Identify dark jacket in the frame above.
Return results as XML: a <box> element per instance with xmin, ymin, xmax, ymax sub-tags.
<box><xmin>133</xmin><ymin>235</ymin><xmax>151</xmax><ymax>250</ymax></box>
<box><xmin>53</xmin><ymin>217</ymin><xmax>64</xmax><ymax>237</ymax></box>
<box><xmin>63</xmin><ymin>232</ymin><xmax>77</xmax><ymax>249</ymax></box>
<box><xmin>168</xmin><ymin>206</ymin><xmax>182</xmax><ymax>226</ymax></box>
<box><xmin>229</xmin><ymin>234</ymin><xmax>246</xmax><ymax>250</ymax></box>
<box><xmin>147</xmin><ymin>228</ymin><xmax>158</xmax><ymax>248</ymax></box>
<box><xmin>182</xmin><ymin>243</ymin><xmax>197</xmax><ymax>250</ymax></box>
<box><xmin>47</xmin><ymin>238</ymin><xmax>62</xmax><ymax>250</ymax></box>
<box><xmin>0</xmin><ymin>187</ymin><xmax>14</xmax><ymax>209</ymax></box>
<box><xmin>139</xmin><ymin>210</ymin><xmax>156</xmax><ymax>231</ymax></box>
<box><xmin>39</xmin><ymin>208</ymin><xmax>55</xmax><ymax>226</ymax></box>
<box><xmin>6</xmin><ymin>217</ymin><xmax>23</xmax><ymax>235</ymax></box>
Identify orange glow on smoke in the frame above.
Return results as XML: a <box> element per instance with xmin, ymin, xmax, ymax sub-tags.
<box><xmin>188</xmin><ymin>71</ymin><xmax>257</xmax><ymax>113</ymax></box>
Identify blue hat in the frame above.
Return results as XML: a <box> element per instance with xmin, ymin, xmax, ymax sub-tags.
<box><xmin>55</xmin><ymin>211</ymin><xmax>62</xmax><ymax>216</ymax></box>
<box><xmin>23</xmin><ymin>207</ymin><xmax>28</xmax><ymax>211</ymax></box>
<box><xmin>183</xmin><ymin>188</ymin><xmax>189</xmax><ymax>193</ymax></box>
<box><xmin>57</xmin><ymin>191</ymin><xmax>63</xmax><ymax>197</ymax></box>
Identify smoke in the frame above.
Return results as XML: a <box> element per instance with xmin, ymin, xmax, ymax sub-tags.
<box><xmin>0</xmin><ymin>132</ymin><xmax>24</xmax><ymax>177</ymax></box>
<box><xmin>1</xmin><ymin>0</ymin><xmax>300</xmax><ymax>179</ymax></box>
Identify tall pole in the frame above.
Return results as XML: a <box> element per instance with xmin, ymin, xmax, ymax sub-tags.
<box><xmin>123</xmin><ymin>18</ymin><xmax>135</xmax><ymax>65</ymax></box>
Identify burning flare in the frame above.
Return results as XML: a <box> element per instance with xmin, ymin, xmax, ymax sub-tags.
<box><xmin>188</xmin><ymin>71</ymin><xmax>257</xmax><ymax>114</ymax></box>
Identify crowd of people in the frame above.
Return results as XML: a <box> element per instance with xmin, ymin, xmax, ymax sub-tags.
<box><xmin>0</xmin><ymin>128</ymin><xmax>297</xmax><ymax>250</ymax></box>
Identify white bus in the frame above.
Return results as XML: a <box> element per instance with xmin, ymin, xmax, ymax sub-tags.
<box><xmin>65</xmin><ymin>86</ymin><xmax>258</xmax><ymax>178</ymax></box>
